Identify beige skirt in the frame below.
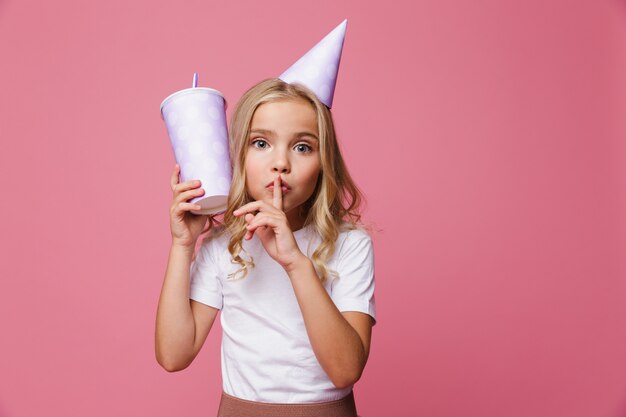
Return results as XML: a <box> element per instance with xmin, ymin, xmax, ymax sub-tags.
<box><xmin>216</xmin><ymin>390</ymin><xmax>360</xmax><ymax>417</ymax></box>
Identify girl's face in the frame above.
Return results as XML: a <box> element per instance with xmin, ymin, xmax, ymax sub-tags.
<box><xmin>244</xmin><ymin>98</ymin><xmax>321</xmax><ymax>230</ymax></box>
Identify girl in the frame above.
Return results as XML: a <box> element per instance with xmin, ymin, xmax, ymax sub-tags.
<box><xmin>155</xmin><ymin>78</ymin><xmax>377</xmax><ymax>417</ymax></box>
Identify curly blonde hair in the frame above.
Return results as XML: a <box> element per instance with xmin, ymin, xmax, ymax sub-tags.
<box><xmin>199</xmin><ymin>78</ymin><xmax>367</xmax><ymax>285</ymax></box>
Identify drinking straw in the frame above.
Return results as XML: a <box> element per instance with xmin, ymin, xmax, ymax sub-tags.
<box><xmin>192</xmin><ymin>72</ymin><xmax>198</xmax><ymax>88</ymax></box>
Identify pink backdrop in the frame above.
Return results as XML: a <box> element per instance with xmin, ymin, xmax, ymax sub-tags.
<box><xmin>1</xmin><ymin>0</ymin><xmax>625</xmax><ymax>416</ymax></box>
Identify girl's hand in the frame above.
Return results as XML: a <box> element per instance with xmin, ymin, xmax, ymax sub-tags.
<box><xmin>169</xmin><ymin>164</ymin><xmax>210</xmax><ymax>248</ymax></box>
<box><xmin>233</xmin><ymin>175</ymin><xmax>305</xmax><ymax>271</ymax></box>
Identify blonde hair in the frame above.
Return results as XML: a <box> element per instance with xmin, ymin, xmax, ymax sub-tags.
<box><xmin>200</xmin><ymin>78</ymin><xmax>368</xmax><ymax>285</ymax></box>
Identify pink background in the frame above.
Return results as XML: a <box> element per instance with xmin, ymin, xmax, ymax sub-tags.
<box><xmin>1</xmin><ymin>0</ymin><xmax>625</xmax><ymax>416</ymax></box>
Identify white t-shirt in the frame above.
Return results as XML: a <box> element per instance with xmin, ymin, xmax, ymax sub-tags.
<box><xmin>189</xmin><ymin>222</ymin><xmax>377</xmax><ymax>403</ymax></box>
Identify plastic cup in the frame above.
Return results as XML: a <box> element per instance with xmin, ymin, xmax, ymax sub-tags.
<box><xmin>160</xmin><ymin>87</ymin><xmax>231</xmax><ymax>215</ymax></box>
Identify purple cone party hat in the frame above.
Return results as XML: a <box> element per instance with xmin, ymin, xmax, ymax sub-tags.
<box><xmin>278</xmin><ymin>19</ymin><xmax>347</xmax><ymax>108</ymax></box>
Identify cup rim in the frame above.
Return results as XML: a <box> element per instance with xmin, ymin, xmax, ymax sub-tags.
<box><xmin>160</xmin><ymin>87</ymin><xmax>227</xmax><ymax>118</ymax></box>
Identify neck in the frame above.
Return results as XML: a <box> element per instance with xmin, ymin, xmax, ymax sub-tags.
<box><xmin>286</xmin><ymin>208</ymin><xmax>306</xmax><ymax>232</ymax></box>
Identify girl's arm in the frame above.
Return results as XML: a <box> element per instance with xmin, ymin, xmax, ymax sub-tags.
<box><xmin>155</xmin><ymin>243</ymin><xmax>219</xmax><ymax>372</ymax></box>
<box><xmin>233</xmin><ymin>181</ymin><xmax>373</xmax><ymax>388</ymax></box>
<box><xmin>285</xmin><ymin>257</ymin><xmax>372</xmax><ymax>389</ymax></box>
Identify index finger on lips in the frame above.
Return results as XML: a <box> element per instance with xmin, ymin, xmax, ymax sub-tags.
<box><xmin>273</xmin><ymin>175</ymin><xmax>283</xmax><ymax>211</ymax></box>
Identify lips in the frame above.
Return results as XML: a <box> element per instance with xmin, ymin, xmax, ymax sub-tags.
<box><xmin>266</xmin><ymin>178</ymin><xmax>291</xmax><ymax>190</ymax></box>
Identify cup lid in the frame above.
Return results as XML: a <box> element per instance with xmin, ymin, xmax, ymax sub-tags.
<box><xmin>159</xmin><ymin>87</ymin><xmax>228</xmax><ymax>119</ymax></box>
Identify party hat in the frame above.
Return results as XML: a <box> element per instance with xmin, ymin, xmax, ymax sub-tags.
<box><xmin>278</xmin><ymin>19</ymin><xmax>347</xmax><ymax>108</ymax></box>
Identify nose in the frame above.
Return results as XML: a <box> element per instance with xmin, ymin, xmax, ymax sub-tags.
<box><xmin>271</xmin><ymin>149</ymin><xmax>290</xmax><ymax>174</ymax></box>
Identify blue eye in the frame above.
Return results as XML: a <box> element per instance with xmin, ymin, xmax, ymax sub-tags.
<box><xmin>295</xmin><ymin>144</ymin><xmax>312</xmax><ymax>153</ymax></box>
<box><xmin>251</xmin><ymin>139</ymin><xmax>268</xmax><ymax>149</ymax></box>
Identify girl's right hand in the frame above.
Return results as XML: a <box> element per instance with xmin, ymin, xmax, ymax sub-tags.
<box><xmin>169</xmin><ymin>164</ymin><xmax>209</xmax><ymax>248</ymax></box>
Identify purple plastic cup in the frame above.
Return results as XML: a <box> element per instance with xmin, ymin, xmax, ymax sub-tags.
<box><xmin>160</xmin><ymin>87</ymin><xmax>231</xmax><ymax>215</ymax></box>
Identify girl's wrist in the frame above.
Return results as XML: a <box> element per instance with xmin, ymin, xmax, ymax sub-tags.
<box><xmin>284</xmin><ymin>252</ymin><xmax>312</xmax><ymax>277</ymax></box>
<box><xmin>171</xmin><ymin>239</ymin><xmax>196</xmax><ymax>255</ymax></box>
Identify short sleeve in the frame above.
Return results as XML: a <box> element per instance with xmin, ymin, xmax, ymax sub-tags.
<box><xmin>330</xmin><ymin>230</ymin><xmax>377</xmax><ymax>326</ymax></box>
<box><xmin>189</xmin><ymin>238</ymin><xmax>223</xmax><ymax>310</ymax></box>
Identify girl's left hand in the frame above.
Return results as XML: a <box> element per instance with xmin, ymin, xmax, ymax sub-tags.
<box><xmin>233</xmin><ymin>175</ymin><xmax>304</xmax><ymax>271</ymax></box>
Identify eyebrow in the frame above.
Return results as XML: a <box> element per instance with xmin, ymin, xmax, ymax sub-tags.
<box><xmin>249</xmin><ymin>128</ymin><xmax>319</xmax><ymax>140</ymax></box>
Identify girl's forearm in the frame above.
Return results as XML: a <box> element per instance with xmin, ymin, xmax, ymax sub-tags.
<box><xmin>155</xmin><ymin>243</ymin><xmax>197</xmax><ymax>371</ymax></box>
<box><xmin>286</xmin><ymin>257</ymin><xmax>366</xmax><ymax>389</ymax></box>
